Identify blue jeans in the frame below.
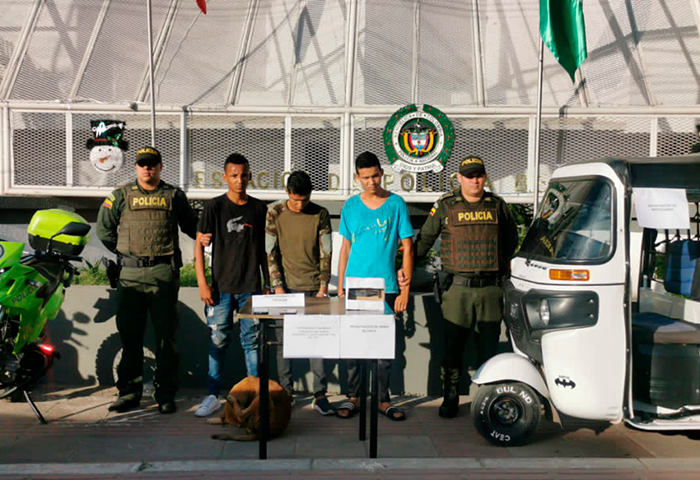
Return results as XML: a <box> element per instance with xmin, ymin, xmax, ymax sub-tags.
<box><xmin>205</xmin><ymin>292</ymin><xmax>257</xmax><ymax>396</ymax></box>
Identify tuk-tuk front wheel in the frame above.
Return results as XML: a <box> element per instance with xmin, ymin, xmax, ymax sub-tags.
<box><xmin>471</xmin><ymin>382</ymin><xmax>541</xmax><ymax>446</ymax></box>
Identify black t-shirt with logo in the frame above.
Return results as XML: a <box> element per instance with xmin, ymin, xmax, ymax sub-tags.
<box><xmin>197</xmin><ymin>194</ymin><xmax>267</xmax><ymax>294</ymax></box>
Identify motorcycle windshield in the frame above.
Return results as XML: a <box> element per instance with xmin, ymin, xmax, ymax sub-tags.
<box><xmin>519</xmin><ymin>178</ymin><xmax>614</xmax><ymax>264</ymax></box>
<box><xmin>0</xmin><ymin>242</ymin><xmax>24</xmax><ymax>269</ymax></box>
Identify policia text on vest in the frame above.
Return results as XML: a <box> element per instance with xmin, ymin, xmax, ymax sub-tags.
<box><xmin>413</xmin><ymin>155</ymin><xmax>519</xmax><ymax>419</ymax></box>
<box><xmin>97</xmin><ymin>149</ymin><xmax>198</xmax><ymax>415</ymax></box>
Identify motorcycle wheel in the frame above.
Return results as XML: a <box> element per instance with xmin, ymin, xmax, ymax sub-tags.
<box><xmin>1</xmin><ymin>346</ymin><xmax>51</xmax><ymax>402</ymax></box>
<box><xmin>95</xmin><ymin>332</ymin><xmax>156</xmax><ymax>386</ymax></box>
<box><xmin>471</xmin><ymin>382</ymin><xmax>541</xmax><ymax>447</ymax></box>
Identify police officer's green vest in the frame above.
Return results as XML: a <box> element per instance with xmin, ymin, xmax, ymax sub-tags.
<box><xmin>440</xmin><ymin>192</ymin><xmax>500</xmax><ymax>273</ymax></box>
<box><xmin>116</xmin><ymin>182</ymin><xmax>178</xmax><ymax>257</ymax></box>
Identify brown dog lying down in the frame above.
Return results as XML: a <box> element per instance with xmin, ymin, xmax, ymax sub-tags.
<box><xmin>207</xmin><ymin>376</ymin><xmax>292</xmax><ymax>441</ymax></box>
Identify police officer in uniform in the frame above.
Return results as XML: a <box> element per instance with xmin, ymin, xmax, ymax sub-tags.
<box><xmin>413</xmin><ymin>156</ymin><xmax>518</xmax><ymax>418</ymax></box>
<box><xmin>97</xmin><ymin>146</ymin><xmax>198</xmax><ymax>414</ymax></box>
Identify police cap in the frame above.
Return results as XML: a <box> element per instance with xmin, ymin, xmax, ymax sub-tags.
<box><xmin>135</xmin><ymin>146</ymin><xmax>162</xmax><ymax>166</ymax></box>
<box><xmin>459</xmin><ymin>156</ymin><xmax>486</xmax><ymax>176</ymax></box>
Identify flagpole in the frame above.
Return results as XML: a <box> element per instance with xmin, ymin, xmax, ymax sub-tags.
<box><xmin>533</xmin><ymin>36</ymin><xmax>544</xmax><ymax>215</ymax></box>
<box><xmin>146</xmin><ymin>0</ymin><xmax>157</xmax><ymax>146</ymax></box>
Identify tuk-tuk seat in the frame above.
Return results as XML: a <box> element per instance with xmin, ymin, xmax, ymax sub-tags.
<box><xmin>665</xmin><ymin>240</ymin><xmax>700</xmax><ymax>300</ymax></box>
<box><xmin>632</xmin><ymin>311</ymin><xmax>700</xmax><ymax>345</ymax></box>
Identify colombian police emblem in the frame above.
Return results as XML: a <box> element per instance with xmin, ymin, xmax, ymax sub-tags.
<box><xmin>383</xmin><ymin>104</ymin><xmax>454</xmax><ymax>173</ymax></box>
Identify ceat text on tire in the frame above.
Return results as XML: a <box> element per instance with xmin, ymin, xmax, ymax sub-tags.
<box><xmin>471</xmin><ymin>381</ymin><xmax>541</xmax><ymax>446</ymax></box>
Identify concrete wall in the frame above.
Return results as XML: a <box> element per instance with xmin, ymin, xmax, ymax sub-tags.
<box><xmin>43</xmin><ymin>286</ymin><xmax>509</xmax><ymax>396</ymax></box>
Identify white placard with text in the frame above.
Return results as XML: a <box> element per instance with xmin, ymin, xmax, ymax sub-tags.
<box><xmin>252</xmin><ymin>293</ymin><xmax>305</xmax><ymax>308</ymax></box>
<box><xmin>345</xmin><ymin>276</ymin><xmax>386</xmax><ymax>311</ymax></box>
<box><xmin>283</xmin><ymin>315</ymin><xmax>339</xmax><ymax>359</ymax></box>
<box><xmin>339</xmin><ymin>315</ymin><xmax>395</xmax><ymax>359</ymax></box>
<box><xmin>633</xmin><ymin>188</ymin><xmax>690</xmax><ymax>230</ymax></box>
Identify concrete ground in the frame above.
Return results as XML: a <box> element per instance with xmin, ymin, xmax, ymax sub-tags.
<box><xmin>2</xmin><ymin>386</ymin><xmax>700</xmax><ymax>479</ymax></box>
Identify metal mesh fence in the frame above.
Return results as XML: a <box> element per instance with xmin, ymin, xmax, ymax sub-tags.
<box><xmin>417</xmin><ymin>0</ymin><xmax>477</xmax><ymax>106</ymax></box>
<box><xmin>154</xmin><ymin>0</ymin><xmax>249</xmax><ymax>106</ymax></box>
<box><xmin>583</xmin><ymin>1</ymin><xmax>651</xmax><ymax>106</ymax></box>
<box><xmin>11</xmin><ymin>111</ymin><xmax>67</xmax><ymax>186</ymax></box>
<box><xmin>353</xmin><ymin>0</ymin><xmax>414</xmax><ymax>106</ymax></box>
<box><xmin>631</xmin><ymin>0</ymin><xmax>700</xmax><ymax>106</ymax></box>
<box><xmin>538</xmin><ymin>116</ymin><xmax>652</xmax><ymax>192</ymax></box>
<box><xmin>3</xmin><ymin>0</ymin><xmax>700</xmax><ymax>107</ymax></box>
<box><xmin>290</xmin><ymin>116</ymin><xmax>342</xmax><ymax>193</ymax></box>
<box><xmin>352</xmin><ymin>115</ymin><xmax>385</xmax><ymax>193</ymax></box>
<box><xmin>657</xmin><ymin>117</ymin><xmax>700</xmax><ymax>157</ymax></box>
<box><xmin>236</xmin><ymin>0</ymin><xmax>300</xmax><ymax>106</ymax></box>
<box><xmin>71</xmin><ymin>112</ymin><xmax>180</xmax><ymax>188</ymax></box>
<box><xmin>5</xmin><ymin>1</ymin><xmax>700</xmax><ymax>199</ymax></box>
<box><xmin>352</xmin><ymin>115</ymin><xmax>530</xmax><ymax>196</ymax></box>
<box><xmin>479</xmin><ymin>0</ymin><xmax>577</xmax><ymax>107</ymax></box>
<box><xmin>449</xmin><ymin>117</ymin><xmax>530</xmax><ymax>195</ymax></box>
<box><xmin>186</xmin><ymin>114</ymin><xmax>285</xmax><ymax>191</ymax></box>
<box><xmin>6</xmin><ymin>109</ymin><xmax>700</xmax><ymax>198</ymax></box>
<box><xmin>10</xmin><ymin>0</ymin><xmax>102</xmax><ymax>102</ymax></box>
<box><xmin>77</xmin><ymin>0</ymin><xmax>171</xmax><ymax>103</ymax></box>
<box><xmin>291</xmin><ymin>0</ymin><xmax>347</xmax><ymax>106</ymax></box>
<box><xmin>0</xmin><ymin>1</ymin><xmax>33</xmax><ymax>87</ymax></box>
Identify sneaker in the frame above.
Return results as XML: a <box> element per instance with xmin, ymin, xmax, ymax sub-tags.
<box><xmin>195</xmin><ymin>394</ymin><xmax>221</xmax><ymax>417</ymax></box>
<box><xmin>312</xmin><ymin>396</ymin><xmax>336</xmax><ymax>416</ymax></box>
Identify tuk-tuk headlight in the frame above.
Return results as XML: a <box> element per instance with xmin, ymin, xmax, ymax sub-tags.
<box><xmin>539</xmin><ymin>299</ymin><xmax>551</xmax><ymax>325</ymax></box>
<box><xmin>523</xmin><ymin>291</ymin><xmax>598</xmax><ymax>331</ymax></box>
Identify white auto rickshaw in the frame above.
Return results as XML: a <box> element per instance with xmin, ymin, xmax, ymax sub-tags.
<box><xmin>471</xmin><ymin>156</ymin><xmax>700</xmax><ymax>446</ymax></box>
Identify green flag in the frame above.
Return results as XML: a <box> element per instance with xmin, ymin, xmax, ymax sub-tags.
<box><xmin>540</xmin><ymin>0</ymin><xmax>588</xmax><ymax>82</ymax></box>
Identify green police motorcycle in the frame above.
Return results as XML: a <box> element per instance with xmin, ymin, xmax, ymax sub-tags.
<box><xmin>0</xmin><ymin>209</ymin><xmax>90</xmax><ymax>423</ymax></box>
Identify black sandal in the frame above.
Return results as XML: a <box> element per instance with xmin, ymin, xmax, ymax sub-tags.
<box><xmin>336</xmin><ymin>400</ymin><xmax>358</xmax><ymax>419</ymax></box>
<box><xmin>380</xmin><ymin>405</ymin><xmax>406</xmax><ymax>421</ymax></box>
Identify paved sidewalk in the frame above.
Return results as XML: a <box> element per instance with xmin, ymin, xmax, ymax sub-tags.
<box><xmin>2</xmin><ymin>386</ymin><xmax>700</xmax><ymax>478</ymax></box>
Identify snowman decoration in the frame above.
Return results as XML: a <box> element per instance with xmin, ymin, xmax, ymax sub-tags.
<box><xmin>80</xmin><ymin>119</ymin><xmax>128</xmax><ymax>186</ymax></box>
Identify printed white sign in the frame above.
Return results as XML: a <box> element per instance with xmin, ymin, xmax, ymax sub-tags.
<box><xmin>339</xmin><ymin>315</ymin><xmax>395</xmax><ymax>359</ymax></box>
<box><xmin>346</xmin><ymin>276</ymin><xmax>386</xmax><ymax>311</ymax></box>
<box><xmin>283</xmin><ymin>315</ymin><xmax>339</xmax><ymax>359</ymax></box>
<box><xmin>633</xmin><ymin>188</ymin><xmax>690</xmax><ymax>230</ymax></box>
<box><xmin>252</xmin><ymin>293</ymin><xmax>305</xmax><ymax>308</ymax></box>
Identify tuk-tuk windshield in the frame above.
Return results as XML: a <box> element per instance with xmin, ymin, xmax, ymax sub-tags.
<box><xmin>519</xmin><ymin>178</ymin><xmax>614</xmax><ymax>263</ymax></box>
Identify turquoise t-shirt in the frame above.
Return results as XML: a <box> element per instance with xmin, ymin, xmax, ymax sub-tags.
<box><xmin>339</xmin><ymin>193</ymin><xmax>413</xmax><ymax>293</ymax></box>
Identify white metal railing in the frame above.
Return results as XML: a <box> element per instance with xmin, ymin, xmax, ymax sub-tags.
<box><xmin>2</xmin><ymin>102</ymin><xmax>700</xmax><ymax>203</ymax></box>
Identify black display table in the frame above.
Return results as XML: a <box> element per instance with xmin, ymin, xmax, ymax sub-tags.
<box><xmin>238</xmin><ymin>296</ymin><xmax>392</xmax><ymax>459</ymax></box>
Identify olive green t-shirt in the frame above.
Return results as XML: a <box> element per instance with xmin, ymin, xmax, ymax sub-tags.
<box><xmin>265</xmin><ymin>200</ymin><xmax>332</xmax><ymax>292</ymax></box>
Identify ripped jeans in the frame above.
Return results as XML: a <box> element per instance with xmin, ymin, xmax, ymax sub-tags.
<box><xmin>205</xmin><ymin>292</ymin><xmax>257</xmax><ymax>396</ymax></box>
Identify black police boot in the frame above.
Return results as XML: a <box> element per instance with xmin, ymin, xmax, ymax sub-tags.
<box><xmin>108</xmin><ymin>393</ymin><xmax>141</xmax><ymax>413</ymax></box>
<box><xmin>438</xmin><ymin>367</ymin><xmax>461</xmax><ymax>418</ymax></box>
<box><xmin>158</xmin><ymin>399</ymin><xmax>176</xmax><ymax>414</ymax></box>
